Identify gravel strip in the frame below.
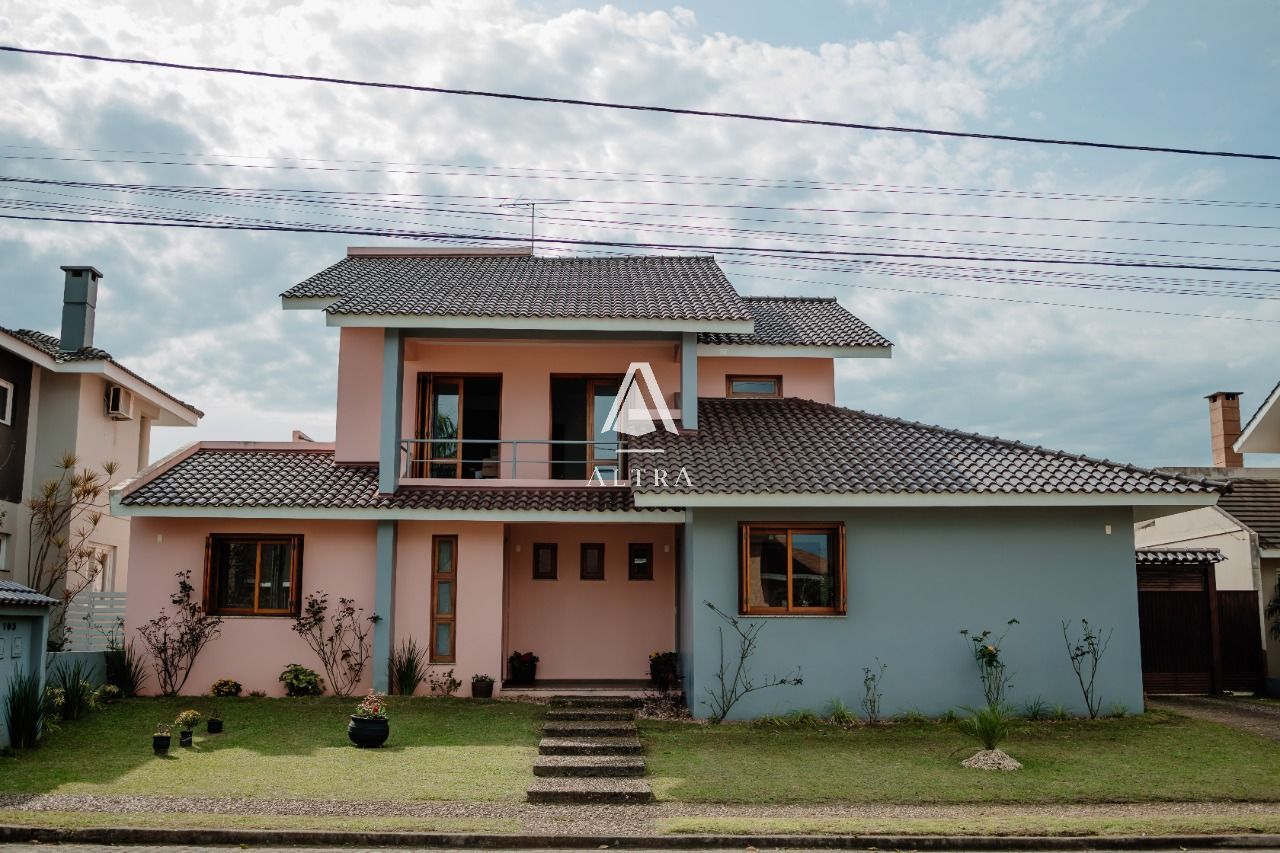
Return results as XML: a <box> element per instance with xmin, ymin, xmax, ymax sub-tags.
<box><xmin>2</xmin><ymin>795</ymin><xmax>1279</xmax><ymax>836</ymax></box>
<box><xmin>1152</xmin><ymin>696</ymin><xmax>1280</xmax><ymax>742</ymax></box>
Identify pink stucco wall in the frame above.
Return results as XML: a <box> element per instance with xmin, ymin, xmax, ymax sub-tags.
<box><xmin>393</xmin><ymin>520</ymin><xmax>506</xmax><ymax>695</ymax></box>
<box><xmin>697</xmin><ymin>356</ymin><xmax>835</xmax><ymax>404</ymax></box>
<box><xmin>335</xmin><ymin>327</ymin><xmax>384</xmax><ymax>463</ymax></box>
<box><xmin>505</xmin><ymin>522</ymin><xmax>678</xmax><ymax>680</ymax></box>
<box><xmin>124</xmin><ymin>516</ymin><xmax>377</xmax><ymax>696</ymax></box>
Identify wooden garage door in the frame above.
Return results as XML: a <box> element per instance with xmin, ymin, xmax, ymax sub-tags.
<box><xmin>1218</xmin><ymin>591</ymin><xmax>1264</xmax><ymax>692</ymax></box>
<box><xmin>1137</xmin><ymin>565</ymin><xmax>1214</xmax><ymax>694</ymax></box>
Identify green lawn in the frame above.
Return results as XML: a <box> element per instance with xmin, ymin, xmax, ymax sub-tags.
<box><xmin>643</xmin><ymin>712</ymin><xmax>1280</xmax><ymax>804</ymax></box>
<box><xmin>2</xmin><ymin>696</ymin><xmax>543</xmax><ymax>802</ymax></box>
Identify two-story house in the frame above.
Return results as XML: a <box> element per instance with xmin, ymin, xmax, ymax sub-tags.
<box><xmin>113</xmin><ymin>248</ymin><xmax>1222</xmax><ymax>717</ymax></box>
<box><xmin>0</xmin><ymin>265</ymin><xmax>202</xmax><ymax>644</ymax></box>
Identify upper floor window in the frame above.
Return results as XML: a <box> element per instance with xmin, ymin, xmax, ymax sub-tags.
<box><xmin>727</xmin><ymin>375</ymin><xmax>782</xmax><ymax>398</ymax></box>
<box><xmin>205</xmin><ymin>534</ymin><xmax>302</xmax><ymax>616</ymax></box>
<box><xmin>740</xmin><ymin>522</ymin><xmax>845</xmax><ymax>615</ymax></box>
<box><xmin>413</xmin><ymin>375</ymin><xmax>501</xmax><ymax>479</ymax></box>
<box><xmin>0</xmin><ymin>378</ymin><xmax>14</xmax><ymax>425</ymax></box>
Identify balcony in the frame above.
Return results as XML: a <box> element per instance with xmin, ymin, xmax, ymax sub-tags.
<box><xmin>399</xmin><ymin>438</ymin><xmax>632</xmax><ymax>486</ymax></box>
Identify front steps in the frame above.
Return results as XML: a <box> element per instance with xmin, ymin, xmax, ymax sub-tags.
<box><xmin>527</xmin><ymin>695</ymin><xmax>653</xmax><ymax>804</ymax></box>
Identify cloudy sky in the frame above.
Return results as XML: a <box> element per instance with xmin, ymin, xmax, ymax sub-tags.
<box><xmin>0</xmin><ymin>0</ymin><xmax>1277</xmax><ymax>467</ymax></box>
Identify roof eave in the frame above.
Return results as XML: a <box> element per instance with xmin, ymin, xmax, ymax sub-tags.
<box><xmin>696</xmin><ymin>344</ymin><xmax>892</xmax><ymax>359</ymax></box>
<box><xmin>1235</xmin><ymin>381</ymin><xmax>1280</xmax><ymax>454</ymax></box>
<box><xmin>631</xmin><ymin>491</ymin><xmax>1221</xmax><ymax>513</ymax></box>
<box><xmin>320</xmin><ymin>313</ymin><xmax>756</xmax><ymax>334</ymax></box>
<box><xmin>109</xmin><ymin>502</ymin><xmax>677</xmax><ymax>523</ymax></box>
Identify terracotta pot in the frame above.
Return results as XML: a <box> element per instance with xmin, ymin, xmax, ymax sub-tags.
<box><xmin>348</xmin><ymin>715</ymin><xmax>389</xmax><ymax>748</ymax></box>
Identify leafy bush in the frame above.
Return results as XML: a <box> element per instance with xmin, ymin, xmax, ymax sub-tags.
<box><xmin>95</xmin><ymin>684</ymin><xmax>122</xmax><ymax>705</ymax></box>
<box><xmin>49</xmin><ymin>658</ymin><xmax>98</xmax><ymax>721</ymax></box>
<box><xmin>137</xmin><ymin>571</ymin><xmax>224</xmax><ymax>695</ymax></box>
<box><xmin>103</xmin><ymin>640</ymin><xmax>148</xmax><ymax>697</ymax></box>
<box><xmin>426</xmin><ymin>667</ymin><xmax>462</xmax><ymax>696</ymax></box>
<box><xmin>292</xmin><ymin>593</ymin><xmax>376</xmax><ymax>699</ymax></box>
<box><xmin>279</xmin><ymin>663</ymin><xmax>324</xmax><ymax>697</ymax></box>
<box><xmin>958</xmin><ymin>705</ymin><xmax>1010</xmax><ymax>751</ymax></box>
<box><xmin>3</xmin><ymin>670</ymin><xmax>54</xmax><ymax>749</ymax></box>
<box><xmin>960</xmin><ymin>619</ymin><xmax>1018</xmax><ymax>710</ymax></box>
<box><xmin>210</xmin><ymin>678</ymin><xmax>243</xmax><ymax>697</ymax></box>
<box><xmin>389</xmin><ymin>638</ymin><xmax>427</xmax><ymax>696</ymax></box>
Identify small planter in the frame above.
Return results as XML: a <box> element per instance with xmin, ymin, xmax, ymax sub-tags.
<box><xmin>152</xmin><ymin>735</ymin><xmax>171</xmax><ymax>755</ymax></box>
<box><xmin>179</xmin><ymin>729</ymin><xmax>194</xmax><ymax>747</ymax></box>
<box><xmin>348</xmin><ymin>715</ymin><xmax>389</xmax><ymax>748</ymax></box>
<box><xmin>508</xmin><ymin>662</ymin><xmax>537</xmax><ymax>686</ymax></box>
<box><xmin>472</xmin><ymin>679</ymin><xmax>494</xmax><ymax>699</ymax></box>
<box><xmin>649</xmin><ymin>658</ymin><xmax>678</xmax><ymax>692</ymax></box>
<box><xmin>207</xmin><ymin>719</ymin><xmax>224</xmax><ymax>734</ymax></box>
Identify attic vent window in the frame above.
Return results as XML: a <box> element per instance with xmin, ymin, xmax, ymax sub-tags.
<box><xmin>727</xmin><ymin>375</ymin><xmax>782</xmax><ymax>398</ymax></box>
<box><xmin>0</xmin><ymin>378</ymin><xmax>13</xmax><ymax>425</ymax></box>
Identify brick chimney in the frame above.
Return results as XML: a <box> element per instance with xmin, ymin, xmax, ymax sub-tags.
<box><xmin>1206</xmin><ymin>391</ymin><xmax>1244</xmax><ymax>468</ymax></box>
<box><xmin>58</xmin><ymin>265</ymin><xmax>102</xmax><ymax>352</ymax></box>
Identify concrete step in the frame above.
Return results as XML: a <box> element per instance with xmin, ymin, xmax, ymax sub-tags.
<box><xmin>546</xmin><ymin>708</ymin><xmax>635</xmax><ymax>722</ymax></box>
<box><xmin>548</xmin><ymin>695</ymin><xmax>638</xmax><ymax>709</ymax></box>
<box><xmin>526</xmin><ymin>776</ymin><xmax>654</xmax><ymax>804</ymax></box>
<box><xmin>532</xmin><ymin>755</ymin><xmax>647</xmax><ymax>778</ymax></box>
<box><xmin>538</xmin><ymin>736</ymin><xmax>643</xmax><ymax>756</ymax></box>
<box><xmin>543</xmin><ymin>719</ymin><xmax>637</xmax><ymax>737</ymax></box>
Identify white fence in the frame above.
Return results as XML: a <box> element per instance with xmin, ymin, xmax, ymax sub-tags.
<box><xmin>64</xmin><ymin>591</ymin><xmax>127</xmax><ymax>651</ymax></box>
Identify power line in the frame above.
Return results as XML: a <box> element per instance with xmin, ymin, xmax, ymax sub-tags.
<box><xmin>1</xmin><ymin>44</ymin><xmax>1277</xmax><ymax>162</ymax></box>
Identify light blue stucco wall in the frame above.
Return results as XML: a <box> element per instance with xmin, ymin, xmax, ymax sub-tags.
<box><xmin>680</xmin><ymin>506</ymin><xmax>1144</xmax><ymax>720</ymax></box>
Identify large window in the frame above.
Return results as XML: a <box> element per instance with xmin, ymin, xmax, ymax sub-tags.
<box><xmin>413</xmin><ymin>375</ymin><xmax>502</xmax><ymax>479</ymax></box>
<box><xmin>205</xmin><ymin>535</ymin><xmax>302</xmax><ymax>616</ymax></box>
<box><xmin>727</xmin><ymin>375</ymin><xmax>782</xmax><ymax>398</ymax></box>
<box><xmin>431</xmin><ymin>535</ymin><xmax>457</xmax><ymax>663</ymax></box>
<box><xmin>0</xmin><ymin>378</ymin><xmax>13</xmax><ymax>425</ymax></box>
<box><xmin>739</xmin><ymin>523</ymin><xmax>845</xmax><ymax>615</ymax></box>
<box><xmin>550</xmin><ymin>376</ymin><xmax>622</xmax><ymax>481</ymax></box>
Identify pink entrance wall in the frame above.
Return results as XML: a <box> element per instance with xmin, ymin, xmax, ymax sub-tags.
<box><xmin>697</xmin><ymin>356</ymin><xmax>835</xmax><ymax>404</ymax></box>
<box><xmin>505</xmin><ymin>523</ymin><xmax>678</xmax><ymax>680</ymax></box>
<box><xmin>393</xmin><ymin>520</ymin><xmax>505</xmax><ymax>695</ymax></box>
<box><xmin>124</xmin><ymin>516</ymin><xmax>377</xmax><ymax>696</ymax></box>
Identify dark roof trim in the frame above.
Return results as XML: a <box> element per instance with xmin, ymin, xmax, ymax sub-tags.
<box><xmin>1136</xmin><ymin>548</ymin><xmax>1226</xmax><ymax>565</ymax></box>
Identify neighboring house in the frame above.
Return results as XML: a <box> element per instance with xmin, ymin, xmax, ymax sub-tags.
<box><xmin>112</xmin><ymin>247</ymin><xmax>1221</xmax><ymax>717</ymax></box>
<box><xmin>1136</xmin><ymin>389</ymin><xmax>1279</xmax><ymax>695</ymax></box>
<box><xmin>0</xmin><ymin>265</ymin><xmax>201</xmax><ymax>643</ymax></box>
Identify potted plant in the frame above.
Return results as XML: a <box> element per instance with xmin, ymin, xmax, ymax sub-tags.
<box><xmin>649</xmin><ymin>651</ymin><xmax>678</xmax><ymax>691</ymax></box>
<box><xmin>348</xmin><ymin>689</ymin><xmax>389</xmax><ymax>748</ymax></box>
<box><xmin>153</xmin><ymin>724</ymin><xmax>172</xmax><ymax>755</ymax></box>
<box><xmin>210</xmin><ymin>678</ymin><xmax>242</xmax><ymax>697</ymax></box>
<box><xmin>472</xmin><ymin>674</ymin><xmax>494</xmax><ymax>699</ymax></box>
<box><xmin>207</xmin><ymin>707</ymin><xmax>224</xmax><ymax>734</ymax></box>
<box><xmin>507</xmin><ymin>651</ymin><xmax>538</xmax><ymax>685</ymax></box>
<box><xmin>174</xmin><ymin>709</ymin><xmax>201</xmax><ymax>747</ymax></box>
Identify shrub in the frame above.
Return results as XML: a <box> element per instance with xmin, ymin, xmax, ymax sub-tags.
<box><xmin>389</xmin><ymin>638</ymin><xmax>428</xmax><ymax>696</ymax></box>
<box><xmin>896</xmin><ymin>708</ymin><xmax>929</xmax><ymax>724</ymax></box>
<box><xmin>1104</xmin><ymin>702</ymin><xmax>1129</xmax><ymax>719</ymax></box>
<box><xmin>95</xmin><ymin>684</ymin><xmax>122</xmax><ymax>705</ymax></box>
<box><xmin>960</xmin><ymin>619</ymin><xmax>1018</xmax><ymax>710</ymax></box>
<box><xmin>939</xmin><ymin>708</ymin><xmax>960</xmax><ymax>724</ymax></box>
<box><xmin>279</xmin><ymin>663</ymin><xmax>324</xmax><ymax>697</ymax></box>
<box><xmin>1063</xmin><ymin>618</ymin><xmax>1114</xmax><ymax>720</ymax></box>
<box><xmin>700</xmin><ymin>601</ymin><xmax>802</xmax><ymax>724</ymax></box>
<box><xmin>174</xmin><ymin>709</ymin><xmax>202</xmax><ymax>731</ymax></box>
<box><xmin>426</xmin><ymin>667</ymin><xmax>462</xmax><ymax>696</ymax></box>
<box><xmin>292</xmin><ymin>593</ymin><xmax>376</xmax><ymax>698</ymax></box>
<box><xmin>3</xmin><ymin>670</ymin><xmax>55</xmax><ymax>749</ymax></box>
<box><xmin>826</xmin><ymin>698</ymin><xmax>857</xmax><ymax>728</ymax></box>
<box><xmin>210</xmin><ymin>678</ymin><xmax>242</xmax><ymax>697</ymax></box>
<box><xmin>103</xmin><ymin>640</ymin><xmax>148</xmax><ymax>697</ymax></box>
<box><xmin>958</xmin><ymin>705</ymin><xmax>1010</xmax><ymax>751</ymax></box>
<box><xmin>49</xmin><ymin>658</ymin><xmax>98</xmax><ymax>721</ymax></box>
<box><xmin>1051</xmin><ymin>703</ymin><xmax>1072</xmax><ymax>721</ymax></box>
<box><xmin>1021</xmin><ymin>697</ymin><xmax>1049</xmax><ymax>721</ymax></box>
<box><xmin>248</xmin><ymin>689</ymin><xmax>267</xmax><ymax>698</ymax></box>
<box><xmin>860</xmin><ymin>660</ymin><xmax>887</xmax><ymax>723</ymax></box>
<box><xmin>136</xmin><ymin>570</ymin><xmax>224</xmax><ymax>695</ymax></box>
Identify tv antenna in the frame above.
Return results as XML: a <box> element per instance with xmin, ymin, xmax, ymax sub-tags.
<box><xmin>498</xmin><ymin>199</ymin><xmax>569</xmax><ymax>254</ymax></box>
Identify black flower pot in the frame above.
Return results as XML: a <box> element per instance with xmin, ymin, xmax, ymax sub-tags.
<box><xmin>509</xmin><ymin>661</ymin><xmax>537</xmax><ymax>685</ymax></box>
<box><xmin>472</xmin><ymin>680</ymin><xmax>494</xmax><ymax>699</ymax></box>
<box><xmin>152</xmin><ymin>735</ymin><xmax>171</xmax><ymax>755</ymax></box>
<box><xmin>348</xmin><ymin>715</ymin><xmax>389</xmax><ymax>748</ymax></box>
<box><xmin>179</xmin><ymin>730</ymin><xmax>193</xmax><ymax>747</ymax></box>
<box><xmin>649</xmin><ymin>660</ymin><xmax>677</xmax><ymax>691</ymax></box>
<box><xmin>207</xmin><ymin>719</ymin><xmax>223</xmax><ymax>734</ymax></box>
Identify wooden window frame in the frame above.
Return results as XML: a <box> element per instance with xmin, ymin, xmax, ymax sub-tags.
<box><xmin>628</xmin><ymin>543</ymin><xmax>654</xmax><ymax>581</ymax></box>
<box><xmin>580</xmin><ymin>542</ymin><xmax>606</xmax><ymax>581</ymax></box>
<box><xmin>430</xmin><ymin>535</ymin><xmax>458</xmax><ymax>663</ymax></box>
<box><xmin>0</xmin><ymin>378</ymin><xmax>13</xmax><ymax>426</ymax></box>
<box><xmin>204</xmin><ymin>534</ymin><xmax>303</xmax><ymax>617</ymax></box>
<box><xmin>412</xmin><ymin>373</ymin><xmax>503</xmax><ymax>479</ymax></box>
<box><xmin>738</xmin><ymin>522</ymin><xmax>846</xmax><ymax>616</ymax></box>
<box><xmin>726</xmin><ymin>375</ymin><xmax>783</xmax><ymax>399</ymax></box>
<box><xmin>532</xmin><ymin>542</ymin><xmax>558</xmax><ymax>580</ymax></box>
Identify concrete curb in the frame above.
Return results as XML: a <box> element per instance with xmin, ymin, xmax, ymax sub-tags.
<box><xmin>2</xmin><ymin>825</ymin><xmax>1280</xmax><ymax>850</ymax></box>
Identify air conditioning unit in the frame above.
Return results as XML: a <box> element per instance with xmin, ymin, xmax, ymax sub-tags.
<box><xmin>104</xmin><ymin>384</ymin><xmax>134</xmax><ymax>420</ymax></box>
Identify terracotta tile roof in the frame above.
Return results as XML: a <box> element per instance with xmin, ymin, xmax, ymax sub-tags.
<box><xmin>698</xmin><ymin>297</ymin><xmax>891</xmax><ymax>349</ymax></box>
<box><xmin>119</xmin><ymin>448</ymin><xmax>662</xmax><ymax>514</ymax></box>
<box><xmin>1136</xmin><ymin>547</ymin><xmax>1225</xmax><ymax>565</ymax></box>
<box><xmin>282</xmin><ymin>255</ymin><xmax>753</xmax><ymax>324</ymax></box>
<box><xmin>0</xmin><ymin>327</ymin><xmax>203</xmax><ymax>417</ymax></box>
<box><xmin>0</xmin><ymin>580</ymin><xmax>57</xmax><ymax>608</ymax></box>
<box><xmin>630</xmin><ymin>397</ymin><xmax>1224</xmax><ymax>498</ymax></box>
<box><xmin>1217</xmin><ymin>478</ymin><xmax>1280</xmax><ymax>549</ymax></box>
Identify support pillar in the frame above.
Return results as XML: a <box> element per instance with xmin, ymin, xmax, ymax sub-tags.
<box><xmin>379</xmin><ymin>328</ymin><xmax>405</xmax><ymax>494</ymax></box>
<box><xmin>680</xmin><ymin>331</ymin><xmax>698</xmax><ymax>430</ymax></box>
<box><xmin>373</xmin><ymin>519</ymin><xmax>397</xmax><ymax>694</ymax></box>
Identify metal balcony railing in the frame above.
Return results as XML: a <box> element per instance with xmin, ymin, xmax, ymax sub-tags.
<box><xmin>398</xmin><ymin>437</ymin><xmax>628</xmax><ymax>481</ymax></box>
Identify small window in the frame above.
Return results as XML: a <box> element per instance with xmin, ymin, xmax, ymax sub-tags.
<box><xmin>580</xmin><ymin>543</ymin><xmax>605</xmax><ymax>580</ymax></box>
<box><xmin>628</xmin><ymin>543</ymin><xmax>654</xmax><ymax>581</ymax></box>
<box><xmin>532</xmin><ymin>543</ymin><xmax>558</xmax><ymax>580</ymax></box>
<box><xmin>740</xmin><ymin>523</ymin><xmax>845</xmax><ymax>615</ymax></box>
<box><xmin>431</xmin><ymin>535</ymin><xmax>458</xmax><ymax>663</ymax></box>
<box><xmin>727</xmin><ymin>375</ymin><xmax>782</xmax><ymax>398</ymax></box>
<box><xmin>0</xmin><ymin>532</ymin><xmax>10</xmax><ymax>571</ymax></box>
<box><xmin>205</xmin><ymin>534</ymin><xmax>303</xmax><ymax>616</ymax></box>
<box><xmin>0</xmin><ymin>378</ymin><xmax>13</xmax><ymax>425</ymax></box>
